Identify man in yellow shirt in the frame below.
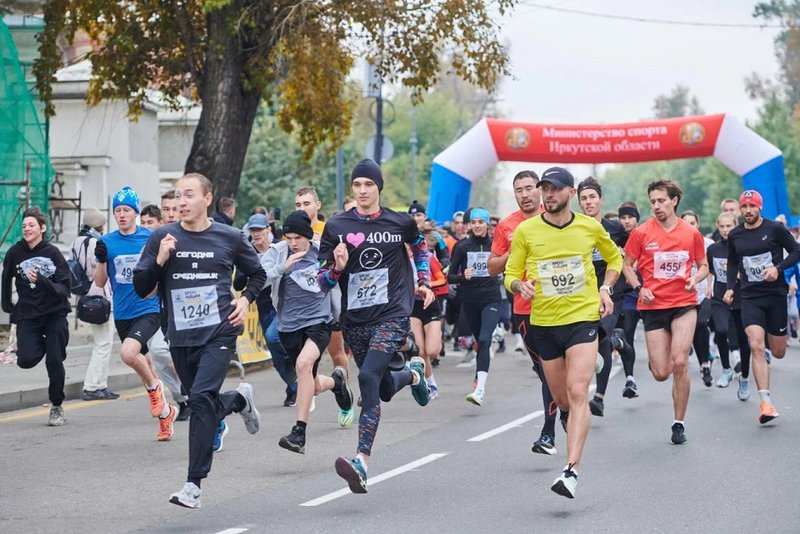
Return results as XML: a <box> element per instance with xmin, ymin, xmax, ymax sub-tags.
<box><xmin>295</xmin><ymin>186</ymin><xmax>326</xmax><ymax>239</ymax></box>
<box><xmin>505</xmin><ymin>167</ymin><xmax>622</xmax><ymax>500</ymax></box>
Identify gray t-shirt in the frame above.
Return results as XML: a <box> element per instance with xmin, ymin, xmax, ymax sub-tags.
<box><xmin>278</xmin><ymin>244</ymin><xmax>332</xmax><ymax>332</ymax></box>
<box><xmin>135</xmin><ymin>222</ymin><xmax>266</xmax><ymax>348</ymax></box>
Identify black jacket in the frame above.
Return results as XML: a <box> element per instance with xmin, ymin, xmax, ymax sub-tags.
<box><xmin>1</xmin><ymin>239</ymin><xmax>71</xmax><ymax>322</ymax></box>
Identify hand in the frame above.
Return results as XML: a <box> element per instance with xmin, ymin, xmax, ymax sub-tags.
<box><xmin>94</xmin><ymin>240</ymin><xmax>108</xmax><ymax>263</ymax></box>
<box><xmin>639</xmin><ymin>287</ymin><xmax>655</xmax><ymax>305</ymax></box>
<box><xmin>157</xmin><ymin>233</ymin><xmax>177</xmax><ymax>266</ymax></box>
<box><xmin>333</xmin><ymin>243</ymin><xmax>349</xmax><ymax>271</ymax></box>
<box><xmin>723</xmin><ymin>289</ymin><xmax>734</xmax><ymax>305</ymax></box>
<box><xmin>27</xmin><ymin>269</ymin><xmax>38</xmax><ymax>283</ymax></box>
<box><xmin>284</xmin><ymin>250</ymin><xmax>306</xmax><ymax>270</ymax></box>
<box><xmin>227</xmin><ymin>296</ymin><xmax>249</xmax><ymax>327</ymax></box>
<box><xmin>599</xmin><ymin>290</ymin><xmax>614</xmax><ymax>318</ymax></box>
<box><xmin>763</xmin><ymin>266</ymin><xmax>779</xmax><ymax>282</ymax></box>
<box><xmin>464</xmin><ymin>267</ymin><xmax>474</xmax><ymax>281</ymax></box>
<box><xmin>417</xmin><ymin>285</ymin><xmax>435</xmax><ymax>309</ymax></box>
<box><xmin>790</xmin><ymin>283</ymin><xmax>797</xmax><ymax>295</ymax></box>
<box><xmin>685</xmin><ymin>276</ymin><xmax>697</xmax><ymax>293</ymax></box>
<box><xmin>515</xmin><ymin>279</ymin><xmax>536</xmax><ymax>301</ymax></box>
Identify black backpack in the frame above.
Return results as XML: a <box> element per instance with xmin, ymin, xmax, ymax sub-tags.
<box><xmin>68</xmin><ymin>237</ymin><xmax>93</xmax><ymax>296</ymax></box>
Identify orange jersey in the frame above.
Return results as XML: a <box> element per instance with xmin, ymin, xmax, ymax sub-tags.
<box><xmin>430</xmin><ymin>254</ymin><xmax>449</xmax><ymax>296</ymax></box>
<box><xmin>492</xmin><ymin>210</ymin><xmax>531</xmax><ymax>315</ymax></box>
<box><xmin>624</xmin><ymin>217</ymin><xmax>707</xmax><ymax>310</ymax></box>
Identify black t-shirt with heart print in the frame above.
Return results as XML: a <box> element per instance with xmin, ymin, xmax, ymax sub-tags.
<box><xmin>320</xmin><ymin>208</ymin><xmax>418</xmax><ymax>326</ymax></box>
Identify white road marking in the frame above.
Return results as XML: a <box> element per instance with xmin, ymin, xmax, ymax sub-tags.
<box><xmin>213</xmin><ymin>529</ymin><xmax>249</xmax><ymax>534</ymax></box>
<box><xmin>300</xmin><ymin>453</ymin><xmax>448</xmax><ymax>507</ymax></box>
<box><xmin>466</xmin><ymin>365</ymin><xmax>621</xmax><ymax>442</ymax></box>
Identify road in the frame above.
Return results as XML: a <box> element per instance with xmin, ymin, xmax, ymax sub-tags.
<box><xmin>2</xmin><ymin>334</ymin><xmax>799</xmax><ymax>533</ymax></box>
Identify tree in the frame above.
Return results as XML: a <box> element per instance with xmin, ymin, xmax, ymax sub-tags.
<box><xmin>753</xmin><ymin>1</ymin><xmax>800</xmax><ymax>108</ymax></box>
<box><xmin>33</xmin><ymin>0</ymin><xmax>515</xmax><ymax>200</ymax></box>
<box><xmin>652</xmin><ymin>84</ymin><xmax>704</xmax><ymax>119</ymax></box>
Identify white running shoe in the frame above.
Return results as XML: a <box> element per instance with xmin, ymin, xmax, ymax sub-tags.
<box><xmin>466</xmin><ymin>388</ymin><xmax>485</xmax><ymax>406</ymax></box>
<box><xmin>236</xmin><ymin>382</ymin><xmax>261</xmax><ymax>434</ymax></box>
<box><xmin>716</xmin><ymin>368</ymin><xmax>734</xmax><ymax>388</ymax></box>
<box><xmin>551</xmin><ymin>465</ymin><xmax>578</xmax><ymax>499</ymax></box>
<box><xmin>514</xmin><ymin>333</ymin><xmax>525</xmax><ymax>353</ymax></box>
<box><xmin>169</xmin><ymin>482</ymin><xmax>201</xmax><ymax>509</ymax></box>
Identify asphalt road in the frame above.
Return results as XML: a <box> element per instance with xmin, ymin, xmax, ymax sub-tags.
<box><xmin>2</xmin><ymin>334</ymin><xmax>799</xmax><ymax>533</ymax></box>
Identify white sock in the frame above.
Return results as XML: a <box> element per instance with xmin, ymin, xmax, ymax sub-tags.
<box><xmin>476</xmin><ymin>371</ymin><xmax>488</xmax><ymax>391</ymax></box>
<box><xmin>758</xmin><ymin>389</ymin><xmax>772</xmax><ymax>403</ymax></box>
<box><xmin>426</xmin><ymin>375</ymin><xmax>437</xmax><ymax>388</ymax></box>
<box><xmin>159</xmin><ymin>403</ymin><xmax>172</xmax><ymax>419</ymax></box>
<box><xmin>355</xmin><ymin>453</ymin><xmax>368</xmax><ymax>472</ymax></box>
<box><xmin>701</xmin><ymin>363</ymin><xmax>710</xmax><ymax>369</ymax></box>
<box><xmin>626</xmin><ymin>375</ymin><xmax>635</xmax><ymax>382</ymax></box>
<box><xmin>673</xmin><ymin>420</ymin><xmax>684</xmax><ymax>427</ymax></box>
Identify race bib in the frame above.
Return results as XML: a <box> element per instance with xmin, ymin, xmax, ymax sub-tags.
<box><xmin>591</xmin><ymin>247</ymin><xmax>603</xmax><ymax>262</ymax></box>
<box><xmin>538</xmin><ymin>255</ymin><xmax>586</xmax><ymax>297</ymax></box>
<box><xmin>712</xmin><ymin>257</ymin><xmax>728</xmax><ymax>284</ymax></box>
<box><xmin>171</xmin><ymin>285</ymin><xmax>220</xmax><ymax>331</ymax></box>
<box><xmin>467</xmin><ymin>251</ymin><xmax>491</xmax><ymax>278</ymax></box>
<box><xmin>289</xmin><ymin>265</ymin><xmax>321</xmax><ymax>293</ymax></box>
<box><xmin>113</xmin><ymin>254</ymin><xmax>140</xmax><ymax>285</ymax></box>
<box><xmin>654</xmin><ymin>251</ymin><xmax>689</xmax><ymax>280</ymax></box>
<box><xmin>743</xmin><ymin>252</ymin><xmax>774</xmax><ymax>283</ymax></box>
<box><xmin>347</xmin><ymin>268</ymin><xmax>389</xmax><ymax>310</ymax></box>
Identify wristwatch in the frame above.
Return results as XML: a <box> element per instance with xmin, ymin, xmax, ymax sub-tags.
<box><xmin>599</xmin><ymin>284</ymin><xmax>613</xmax><ymax>296</ymax></box>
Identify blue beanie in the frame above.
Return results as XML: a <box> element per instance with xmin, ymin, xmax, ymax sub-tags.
<box><xmin>470</xmin><ymin>207</ymin><xmax>491</xmax><ymax>225</ymax></box>
<box><xmin>112</xmin><ymin>186</ymin><xmax>140</xmax><ymax>213</ymax></box>
<box><xmin>350</xmin><ymin>159</ymin><xmax>384</xmax><ymax>191</ymax></box>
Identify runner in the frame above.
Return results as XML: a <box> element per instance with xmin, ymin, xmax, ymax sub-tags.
<box><xmin>160</xmin><ymin>190</ymin><xmax>179</xmax><ymax>224</ymax></box>
<box><xmin>133</xmin><ymin>173</ymin><xmax>266</xmax><ymax>508</ymax></box>
<box><xmin>1</xmin><ymin>208</ymin><xmax>71</xmax><ymax>426</ymax></box>
<box><xmin>489</xmin><ymin>170</ymin><xmax>563</xmax><ymax>453</ymax></box>
<box><xmin>576</xmin><ymin>177</ymin><xmax>635</xmax><ymax>417</ymax></box>
<box><xmin>420</xmin><ymin>229</ymin><xmax>447</xmax><ymax>380</ymax></box>
<box><xmin>617</xmin><ymin>201</ymin><xmax>642</xmax><ymax>397</ymax></box>
<box><xmin>723</xmin><ymin>190</ymin><xmax>800</xmax><ymax>424</ymax></box>
<box><xmin>263</xmin><ymin>210</ymin><xmax>353</xmax><ymax>454</ymax></box>
<box><xmin>94</xmin><ymin>187</ymin><xmax>177</xmax><ymax>441</ymax></box>
<box><xmin>505</xmin><ymin>166</ymin><xmax>622</xmax><ymax>499</ymax></box>
<box><xmin>317</xmin><ymin>159</ymin><xmax>433</xmax><ymax>494</ymax></box>
<box><xmin>295</xmin><ymin>185</ymin><xmax>354</xmax><ymax>427</ymax></box>
<box><xmin>706</xmin><ymin>212</ymin><xmax>738</xmax><ymax>388</ymax></box>
<box><xmin>622</xmin><ymin>180</ymin><xmax>708</xmax><ymax>445</ymax></box>
<box><xmin>448</xmin><ymin>207</ymin><xmax>504</xmax><ymax>405</ymax></box>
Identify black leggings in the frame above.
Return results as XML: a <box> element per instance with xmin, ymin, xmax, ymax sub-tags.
<box><xmin>732</xmin><ymin>308</ymin><xmax>751</xmax><ymax>379</ymax></box>
<box><xmin>710</xmin><ymin>301</ymin><xmax>735</xmax><ymax>370</ymax></box>
<box><xmin>462</xmin><ymin>300</ymin><xmax>503</xmax><ymax>373</ymax></box>
<box><xmin>516</xmin><ymin>314</ymin><xmax>557</xmax><ymax>437</ymax></box>
<box><xmin>693</xmin><ymin>300</ymin><xmax>712</xmax><ymax>367</ymax></box>
<box><xmin>620</xmin><ymin>310</ymin><xmax>640</xmax><ymax>377</ymax></box>
<box><xmin>596</xmin><ymin>306</ymin><xmax>622</xmax><ymax>396</ymax></box>
<box><xmin>16</xmin><ymin>312</ymin><xmax>69</xmax><ymax>406</ymax></box>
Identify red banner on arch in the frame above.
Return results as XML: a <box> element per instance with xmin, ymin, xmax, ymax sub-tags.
<box><xmin>488</xmin><ymin>114</ymin><xmax>725</xmax><ymax>164</ymax></box>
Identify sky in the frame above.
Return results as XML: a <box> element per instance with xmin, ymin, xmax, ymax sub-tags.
<box><xmin>491</xmin><ymin>0</ymin><xmax>784</xmax><ymax>214</ymax></box>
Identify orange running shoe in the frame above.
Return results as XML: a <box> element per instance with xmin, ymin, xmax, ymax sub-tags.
<box><xmin>148</xmin><ymin>380</ymin><xmax>166</xmax><ymax>418</ymax></box>
<box><xmin>158</xmin><ymin>404</ymin><xmax>176</xmax><ymax>441</ymax></box>
<box><xmin>759</xmin><ymin>401</ymin><xmax>779</xmax><ymax>424</ymax></box>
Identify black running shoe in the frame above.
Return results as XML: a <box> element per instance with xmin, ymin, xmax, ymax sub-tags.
<box><xmin>734</xmin><ymin>361</ymin><xmax>742</xmax><ymax>375</ymax></box>
<box><xmin>560</xmin><ymin>411</ymin><xmax>569</xmax><ymax>433</ymax></box>
<box><xmin>331</xmin><ymin>367</ymin><xmax>353</xmax><ymax>410</ymax></box>
<box><xmin>431</xmin><ymin>358</ymin><xmax>440</xmax><ymax>368</ymax></box>
<box><xmin>589</xmin><ymin>396</ymin><xmax>604</xmax><ymax>417</ymax></box>
<box><xmin>176</xmin><ymin>401</ymin><xmax>191</xmax><ymax>422</ymax></box>
<box><xmin>622</xmin><ymin>380</ymin><xmax>639</xmax><ymax>399</ymax></box>
<box><xmin>531</xmin><ymin>433</ymin><xmax>557</xmax><ymax>455</ymax></box>
<box><xmin>670</xmin><ymin>422</ymin><xmax>687</xmax><ymax>445</ymax></box>
<box><xmin>278</xmin><ymin>425</ymin><xmax>306</xmax><ymax>454</ymax></box>
<box><xmin>701</xmin><ymin>367</ymin><xmax>713</xmax><ymax>388</ymax></box>
<box><xmin>283</xmin><ymin>390</ymin><xmax>297</xmax><ymax>407</ymax></box>
<box><xmin>404</xmin><ymin>334</ymin><xmax>420</xmax><ymax>360</ymax></box>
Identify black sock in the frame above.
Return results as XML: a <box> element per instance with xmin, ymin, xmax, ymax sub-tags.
<box><xmin>188</xmin><ymin>478</ymin><xmax>201</xmax><ymax>488</ymax></box>
<box><xmin>296</xmin><ymin>420</ymin><xmax>307</xmax><ymax>432</ymax></box>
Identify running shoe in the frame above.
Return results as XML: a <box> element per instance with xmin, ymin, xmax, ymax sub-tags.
<box><xmin>514</xmin><ymin>333</ymin><xmax>525</xmax><ymax>353</ymax></box>
<box><xmin>331</xmin><ymin>366</ymin><xmax>353</xmax><ymax>411</ymax></box>
<box><xmin>157</xmin><ymin>404</ymin><xmax>177</xmax><ymax>442</ymax></box>
<box><xmin>492</xmin><ymin>325</ymin><xmax>505</xmax><ymax>343</ymax></box>
<box><xmin>338</xmin><ymin>408</ymin><xmax>355</xmax><ymax>428</ymax></box>
<box><xmin>147</xmin><ymin>380</ymin><xmax>167</xmax><ymax>418</ymax></box>
<box><xmin>701</xmin><ymin>367</ymin><xmax>713</xmax><ymax>387</ymax></box>
<box><xmin>466</xmin><ymin>388</ymin><xmax>485</xmax><ymax>406</ymax></box>
<box><xmin>716</xmin><ymin>368</ymin><xmax>733</xmax><ymax>388</ymax></box>
<box><xmin>733</xmin><ymin>360</ymin><xmax>742</xmax><ymax>376</ymax></box>
<box><xmin>335</xmin><ymin>456</ymin><xmax>368</xmax><ymax>494</ymax></box>
<box><xmin>551</xmin><ymin>465</ymin><xmax>578</xmax><ymax>499</ymax></box>
<box><xmin>283</xmin><ymin>390</ymin><xmax>297</xmax><ymax>407</ymax></box>
<box><xmin>670</xmin><ymin>422</ymin><xmax>687</xmax><ymax>445</ymax></box>
<box><xmin>409</xmin><ymin>357</ymin><xmax>430</xmax><ymax>406</ymax></box>
<box><xmin>759</xmin><ymin>402</ymin><xmax>779</xmax><ymax>424</ymax></box>
<box><xmin>429</xmin><ymin>384</ymin><xmax>439</xmax><ymax>400</ymax></box>
<box><xmin>236</xmin><ymin>382</ymin><xmax>261</xmax><ymax>434</ymax></box>
<box><xmin>176</xmin><ymin>401</ymin><xmax>191</xmax><ymax>422</ymax></box>
<box><xmin>461</xmin><ymin>348</ymin><xmax>476</xmax><ymax>364</ymax></box>
<box><xmin>595</xmin><ymin>353</ymin><xmax>604</xmax><ymax>374</ymax></box>
<box><xmin>431</xmin><ymin>358</ymin><xmax>440</xmax><ymax>368</ymax></box>
<box><xmin>622</xmin><ymin>379</ymin><xmax>639</xmax><ymax>398</ymax></box>
<box><xmin>279</xmin><ymin>425</ymin><xmax>306</xmax><ymax>454</ymax></box>
<box><xmin>81</xmin><ymin>388</ymin><xmax>120</xmax><ymax>401</ymax></box>
<box><xmin>48</xmin><ymin>405</ymin><xmax>65</xmax><ymax>427</ymax></box>
<box><xmin>560</xmin><ymin>411</ymin><xmax>569</xmax><ymax>433</ymax></box>
<box><xmin>169</xmin><ymin>482</ymin><xmax>201</xmax><ymax>509</ymax></box>
<box><xmin>213</xmin><ymin>420</ymin><xmax>229</xmax><ymax>452</ymax></box>
<box><xmin>765</xmin><ymin>348</ymin><xmax>772</xmax><ymax>365</ymax></box>
<box><xmin>404</xmin><ymin>334</ymin><xmax>420</xmax><ymax>359</ymax></box>
<box><xmin>589</xmin><ymin>396</ymin><xmax>604</xmax><ymax>417</ymax></box>
<box><xmin>738</xmin><ymin>377</ymin><xmax>750</xmax><ymax>401</ymax></box>
<box><xmin>531</xmin><ymin>433</ymin><xmax>557</xmax><ymax>455</ymax></box>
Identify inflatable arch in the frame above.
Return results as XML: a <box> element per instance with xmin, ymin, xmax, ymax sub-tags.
<box><xmin>428</xmin><ymin>114</ymin><xmax>790</xmax><ymax>223</ymax></box>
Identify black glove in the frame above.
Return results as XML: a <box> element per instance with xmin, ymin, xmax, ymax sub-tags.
<box><xmin>94</xmin><ymin>240</ymin><xmax>108</xmax><ymax>263</ymax></box>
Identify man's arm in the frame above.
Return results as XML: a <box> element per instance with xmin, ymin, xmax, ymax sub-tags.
<box><xmin>133</xmin><ymin>232</ymin><xmax>165</xmax><ymax>298</ymax></box>
<box><xmin>234</xmin><ymin>232</ymin><xmax>267</xmax><ymax>303</ymax></box>
<box><xmin>726</xmin><ymin>235</ymin><xmax>740</xmax><ymax>291</ymax></box>
<box><xmin>36</xmin><ymin>251</ymin><xmax>71</xmax><ymax>299</ymax></box>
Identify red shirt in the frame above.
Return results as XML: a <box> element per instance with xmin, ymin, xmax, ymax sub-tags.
<box><xmin>492</xmin><ymin>210</ymin><xmax>532</xmax><ymax>315</ymax></box>
<box><xmin>624</xmin><ymin>217</ymin><xmax>707</xmax><ymax>310</ymax></box>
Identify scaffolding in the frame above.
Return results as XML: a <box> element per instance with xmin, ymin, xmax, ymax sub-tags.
<box><xmin>0</xmin><ymin>17</ymin><xmax>52</xmax><ymax>254</ymax></box>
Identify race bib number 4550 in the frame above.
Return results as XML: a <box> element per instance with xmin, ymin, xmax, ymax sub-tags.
<box><xmin>171</xmin><ymin>285</ymin><xmax>220</xmax><ymax>331</ymax></box>
<box><xmin>538</xmin><ymin>256</ymin><xmax>586</xmax><ymax>297</ymax></box>
<box><xmin>654</xmin><ymin>251</ymin><xmax>689</xmax><ymax>280</ymax></box>
<box><xmin>347</xmin><ymin>268</ymin><xmax>389</xmax><ymax>310</ymax></box>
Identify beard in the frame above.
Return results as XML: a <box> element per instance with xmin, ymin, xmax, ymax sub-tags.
<box><xmin>545</xmin><ymin>197</ymin><xmax>570</xmax><ymax>214</ymax></box>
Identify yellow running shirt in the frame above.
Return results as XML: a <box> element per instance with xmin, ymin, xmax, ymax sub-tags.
<box><xmin>504</xmin><ymin>212</ymin><xmax>623</xmax><ymax>327</ymax></box>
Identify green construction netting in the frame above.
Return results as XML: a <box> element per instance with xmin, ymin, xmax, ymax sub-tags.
<box><xmin>0</xmin><ymin>17</ymin><xmax>51</xmax><ymax>255</ymax></box>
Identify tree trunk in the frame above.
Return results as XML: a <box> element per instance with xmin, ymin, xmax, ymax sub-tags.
<box><xmin>184</xmin><ymin>6</ymin><xmax>264</xmax><ymax>202</ymax></box>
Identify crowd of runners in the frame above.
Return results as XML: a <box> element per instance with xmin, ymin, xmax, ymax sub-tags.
<box><xmin>2</xmin><ymin>159</ymin><xmax>798</xmax><ymax>505</ymax></box>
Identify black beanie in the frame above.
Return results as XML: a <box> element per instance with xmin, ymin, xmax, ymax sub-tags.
<box><xmin>351</xmin><ymin>158</ymin><xmax>384</xmax><ymax>191</ymax></box>
<box><xmin>408</xmin><ymin>200</ymin><xmax>426</xmax><ymax>215</ymax></box>
<box><xmin>282</xmin><ymin>210</ymin><xmax>314</xmax><ymax>240</ymax></box>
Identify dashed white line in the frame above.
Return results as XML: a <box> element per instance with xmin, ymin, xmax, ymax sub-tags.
<box><xmin>213</xmin><ymin>529</ymin><xmax>249</xmax><ymax>534</ymax></box>
<box><xmin>300</xmin><ymin>453</ymin><xmax>448</xmax><ymax>507</ymax></box>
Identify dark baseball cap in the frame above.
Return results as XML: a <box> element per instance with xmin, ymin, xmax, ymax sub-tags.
<box><xmin>537</xmin><ymin>167</ymin><xmax>575</xmax><ymax>189</ymax></box>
